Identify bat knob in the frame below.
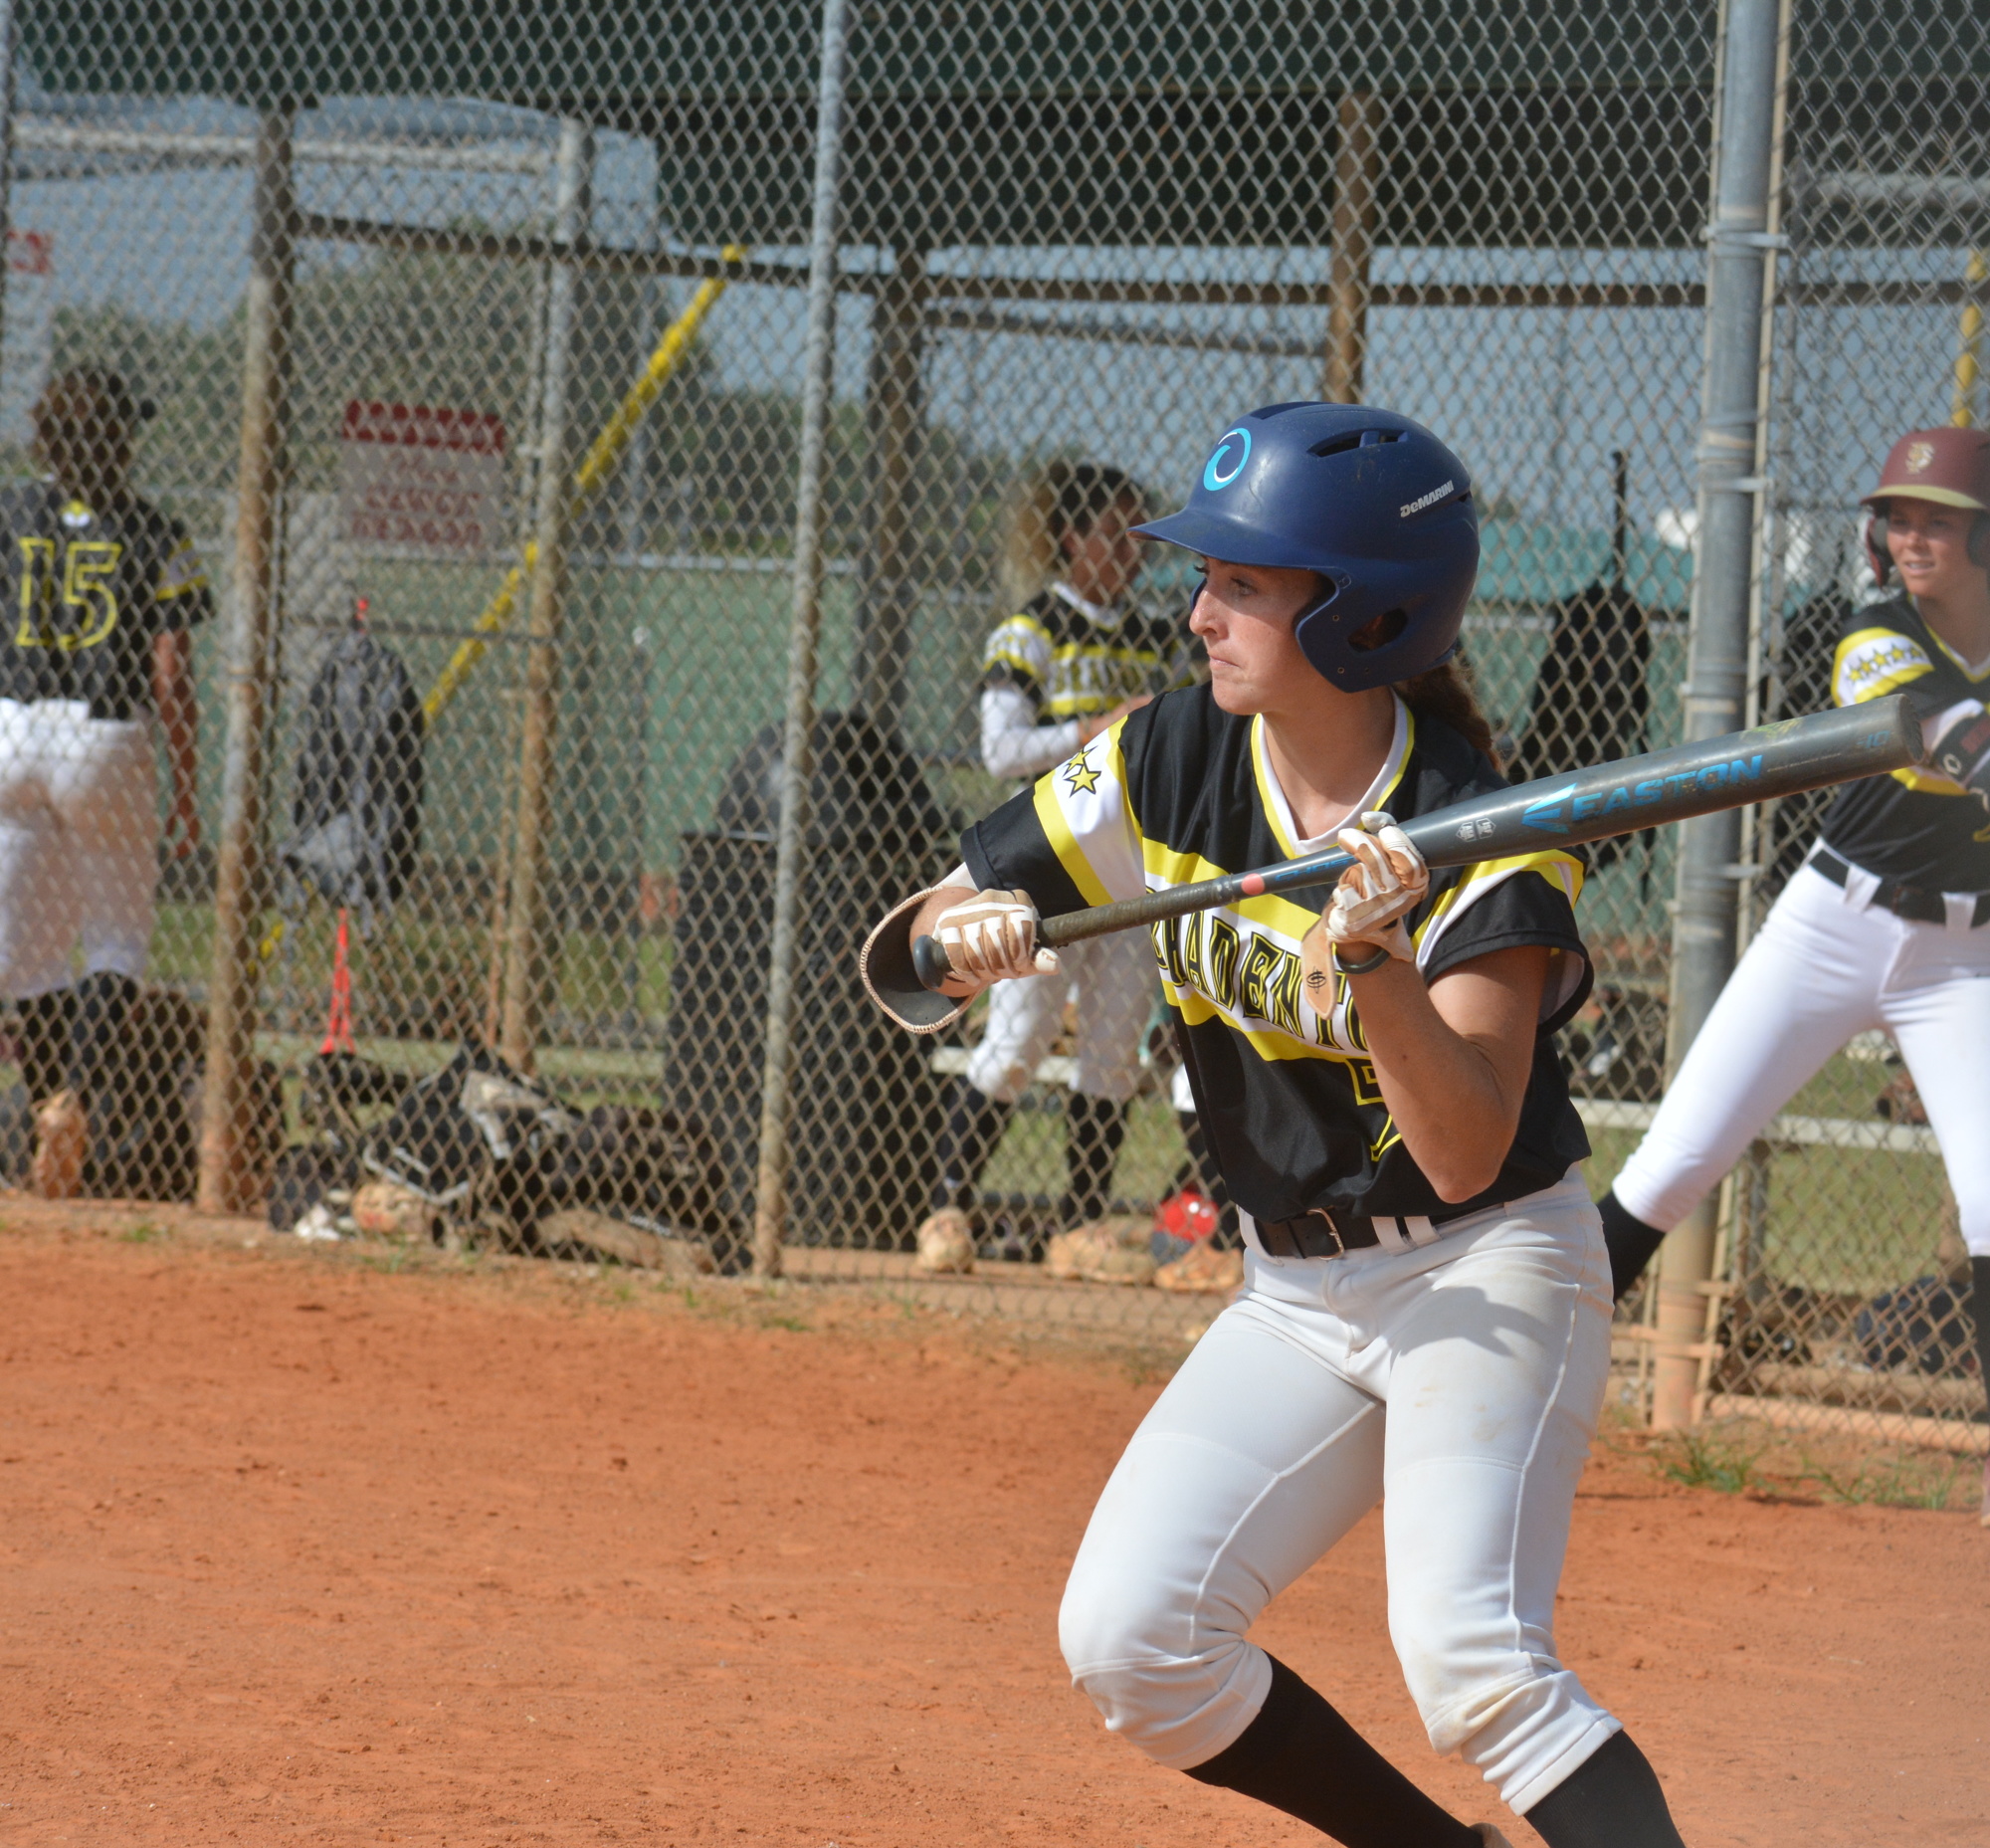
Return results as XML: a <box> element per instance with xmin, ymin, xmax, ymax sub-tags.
<box><xmin>910</xmin><ymin>934</ymin><xmax>955</xmax><ymax>992</ymax></box>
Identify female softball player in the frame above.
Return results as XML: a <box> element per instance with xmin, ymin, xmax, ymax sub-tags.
<box><xmin>0</xmin><ymin>369</ymin><xmax>210</xmax><ymax>1194</ymax></box>
<box><xmin>867</xmin><ymin>403</ymin><xmax>1685</xmax><ymax>1846</ymax></box>
<box><xmin>1599</xmin><ymin>425</ymin><xmax>1990</xmax><ymax>1522</ymax></box>
<box><xmin>917</xmin><ymin>461</ymin><xmax>1182</xmax><ymax>1257</ymax></box>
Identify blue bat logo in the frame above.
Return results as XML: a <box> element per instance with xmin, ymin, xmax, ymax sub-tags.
<box><xmin>1521</xmin><ymin>784</ymin><xmax>1578</xmax><ymax>834</ymax></box>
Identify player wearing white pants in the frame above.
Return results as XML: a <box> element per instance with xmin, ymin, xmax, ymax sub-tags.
<box><xmin>0</xmin><ymin>699</ymin><xmax>160</xmax><ymax>998</ymax></box>
<box><xmin>1611</xmin><ymin>857</ymin><xmax>1990</xmax><ymax>1247</ymax></box>
<box><xmin>873</xmin><ymin>403</ymin><xmax>1685</xmax><ymax>1844</ymax></box>
<box><xmin>1599</xmin><ymin>427</ymin><xmax>1990</xmax><ymax>1527</ymax></box>
<box><xmin>917</xmin><ymin>460</ymin><xmax>1185</xmax><ymax>1253</ymax></box>
<box><xmin>0</xmin><ymin>369</ymin><xmax>209</xmax><ymax>1195</ymax></box>
<box><xmin>1063</xmin><ymin>1172</ymin><xmax>1614</xmax><ymax>1813</ymax></box>
<box><xmin>961</xmin><ymin>928</ymin><xmax>1153</xmax><ymax>1105</ymax></box>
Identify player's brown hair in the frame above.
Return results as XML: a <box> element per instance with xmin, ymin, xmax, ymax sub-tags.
<box><xmin>1396</xmin><ymin>655</ymin><xmax>1500</xmax><ymax>770</ymax></box>
<box><xmin>32</xmin><ymin>367</ymin><xmax>148</xmax><ymax>498</ymax></box>
<box><xmin>1001</xmin><ymin>460</ymin><xmax>1148</xmax><ymax>604</ymax></box>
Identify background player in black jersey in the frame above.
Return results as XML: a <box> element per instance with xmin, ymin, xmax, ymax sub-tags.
<box><xmin>0</xmin><ymin>368</ymin><xmax>211</xmax><ymax>1195</ymax></box>
<box><xmin>1599</xmin><ymin>426</ymin><xmax>1990</xmax><ymax>1524</ymax></box>
<box><xmin>914</xmin><ymin>461</ymin><xmax>1177</xmax><ymax>1263</ymax></box>
<box><xmin>868</xmin><ymin>403</ymin><xmax>1685</xmax><ymax>1846</ymax></box>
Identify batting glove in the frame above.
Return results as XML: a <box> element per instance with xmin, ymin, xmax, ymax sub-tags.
<box><xmin>1321</xmin><ymin>811</ymin><xmax>1429</xmax><ymax>965</ymax></box>
<box><xmin>932</xmin><ymin>889</ymin><xmax>1060</xmax><ymax>988</ymax></box>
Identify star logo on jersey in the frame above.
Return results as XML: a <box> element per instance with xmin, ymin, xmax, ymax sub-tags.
<box><xmin>1063</xmin><ymin>745</ymin><xmax>1102</xmax><ymax>796</ymax></box>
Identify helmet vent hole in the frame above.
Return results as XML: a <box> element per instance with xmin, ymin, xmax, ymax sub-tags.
<box><xmin>1309</xmin><ymin>429</ymin><xmax>1403</xmax><ymax>459</ymax></box>
<box><xmin>1348</xmin><ymin>610</ymin><xmax>1407</xmax><ymax>653</ymax></box>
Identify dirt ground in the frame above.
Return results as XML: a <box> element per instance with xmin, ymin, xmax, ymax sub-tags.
<box><xmin>1</xmin><ymin>1206</ymin><xmax>1985</xmax><ymax>1848</ymax></box>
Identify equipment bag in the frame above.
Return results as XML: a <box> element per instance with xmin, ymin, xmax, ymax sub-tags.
<box><xmin>279</xmin><ymin>628</ymin><xmax>425</xmax><ymax>924</ymax></box>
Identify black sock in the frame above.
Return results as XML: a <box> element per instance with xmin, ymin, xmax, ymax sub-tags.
<box><xmin>1185</xmin><ymin>1655</ymin><xmax>1476</xmax><ymax>1848</ymax></box>
<box><xmin>1971</xmin><ymin>1258</ymin><xmax>1990</xmax><ymax>1403</ymax></box>
<box><xmin>928</xmin><ymin>1081</ymin><xmax>1010</xmax><ymax>1215</ymax></box>
<box><xmin>1060</xmin><ymin>1093</ymin><xmax>1128</xmax><ymax>1226</ymax></box>
<box><xmin>1598</xmin><ymin>1190</ymin><xmax>1669</xmax><ymax>1302</ymax></box>
<box><xmin>1522</xmin><ymin>1729</ymin><xmax>1684</xmax><ymax>1848</ymax></box>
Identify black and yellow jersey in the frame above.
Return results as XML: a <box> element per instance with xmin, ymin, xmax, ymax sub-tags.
<box><xmin>980</xmin><ymin>585</ymin><xmax>1184</xmax><ymax>720</ymax></box>
<box><xmin>1819</xmin><ymin>595</ymin><xmax>1990</xmax><ymax>891</ymax></box>
<box><xmin>0</xmin><ymin>483</ymin><xmax>212</xmax><ymax>719</ymax></box>
<box><xmin>960</xmin><ymin>685</ymin><xmax>1593</xmax><ymax>1224</ymax></box>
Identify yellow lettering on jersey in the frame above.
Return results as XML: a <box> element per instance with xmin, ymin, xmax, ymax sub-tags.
<box><xmin>61</xmin><ymin>541</ymin><xmax>120</xmax><ymax>649</ymax></box>
<box><xmin>1205</xmin><ymin>917</ymin><xmax>1241</xmax><ymax>1010</ymax></box>
<box><xmin>1367</xmin><ymin>1112</ymin><xmax>1403</xmax><ymax>1162</ymax></box>
<box><xmin>14</xmin><ymin>536</ymin><xmax>56</xmax><ymax>647</ymax></box>
<box><xmin>1178</xmin><ymin>911</ymin><xmax>1209</xmax><ymax>998</ymax></box>
<box><xmin>1347</xmin><ymin>1059</ymin><xmax>1383</xmax><ymax>1107</ymax></box>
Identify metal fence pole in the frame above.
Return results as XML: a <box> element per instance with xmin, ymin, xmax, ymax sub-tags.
<box><xmin>1652</xmin><ymin>0</ymin><xmax>1787</xmax><ymax>1430</ymax></box>
<box><xmin>1324</xmin><ymin>91</ymin><xmax>1382</xmax><ymax>405</ymax></box>
<box><xmin>499</xmin><ymin>117</ymin><xmax>594</xmax><ymax>1073</ymax></box>
<box><xmin>751</xmin><ymin>0</ymin><xmax>855</xmax><ymax>1276</ymax></box>
<box><xmin>0</xmin><ymin>0</ymin><xmax>18</xmax><ymax>366</ymax></box>
<box><xmin>198</xmin><ymin>106</ymin><xmax>296</xmax><ymax>1212</ymax></box>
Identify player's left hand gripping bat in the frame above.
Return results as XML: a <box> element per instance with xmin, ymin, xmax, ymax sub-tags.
<box><xmin>868</xmin><ymin>695</ymin><xmax>1923</xmax><ymax>1026</ymax></box>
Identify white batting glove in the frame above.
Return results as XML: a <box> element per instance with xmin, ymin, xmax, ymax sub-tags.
<box><xmin>932</xmin><ymin>889</ymin><xmax>1060</xmax><ymax>989</ymax></box>
<box><xmin>1322</xmin><ymin>811</ymin><xmax>1429</xmax><ymax>965</ymax></box>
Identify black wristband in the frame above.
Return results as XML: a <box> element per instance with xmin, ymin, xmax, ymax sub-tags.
<box><xmin>1331</xmin><ymin>942</ymin><xmax>1393</xmax><ymax>976</ymax></box>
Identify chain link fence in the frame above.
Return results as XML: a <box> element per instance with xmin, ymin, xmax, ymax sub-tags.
<box><xmin>0</xmin><ymin>2</ymin><xmax>1983</xmax><ymax>1438</ymax></box>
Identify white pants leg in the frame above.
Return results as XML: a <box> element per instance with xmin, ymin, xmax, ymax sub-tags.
<box><xmin>963</xmin><ymin>965</ymin><xmax>1065</xmax><ymax>1104</ymax></box>
<box><xmin>0</xmin><ymin>701</ymin><xmax>158</xmax><ymax>999</ymax></box>
<box><xmin>1877</xmin><ymin>919</ymin><xmax>1990</xmax><ymax>1257</ymax></box>
<box><xmin>1069</xmin><ymin>927</ymin><xmax>1155</xmax><ymax>1104</ymax></box>
<box><xmin>1060</xmin><ymin>1171</ymin><xmax>1618</xmax><ymax>1816</ymax></box>
<box><xmin>1610</xmin><ymin>866</ymin><xmax>1887</xmax><ymax>1232</ymax></box>
<box><xmin>47</xmin><ymin>709</ymin><xmax>158</xmax><ymax>981</ymax></box>
<box><xmin>964</xmin><ymin>931</ymin><xmax>1156</xmax><ymax>1107</ymax></box>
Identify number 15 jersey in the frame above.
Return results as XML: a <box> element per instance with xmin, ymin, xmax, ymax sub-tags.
<box><xmin>0</xmin><ymin>482</ymin><xmax>213</xmax><ymax>720</ymax></box>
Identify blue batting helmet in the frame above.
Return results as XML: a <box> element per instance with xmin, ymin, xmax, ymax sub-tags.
<box><xmin>1133</xmin><ymin>402</ymin><xmax>1480</xmax><ymax>692</ymax></box>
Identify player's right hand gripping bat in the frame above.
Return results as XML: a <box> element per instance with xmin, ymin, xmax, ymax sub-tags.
<box><xmin>867</xmin><ymin>695</ymin><xmax>1924</xmax><ymax>1028</ymax></box>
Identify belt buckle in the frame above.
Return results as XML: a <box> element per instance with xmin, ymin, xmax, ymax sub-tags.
<box><xmin>1305</xmin><ymin>1208</ymin><xmax>1348</xmax><ymax>1258</ymax></box>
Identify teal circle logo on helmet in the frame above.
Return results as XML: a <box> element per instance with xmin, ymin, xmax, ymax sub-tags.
<box><xmin>1133</xmin><ymin>401</ymin><xmax>1480</xmax><ymax>693</ymax></box>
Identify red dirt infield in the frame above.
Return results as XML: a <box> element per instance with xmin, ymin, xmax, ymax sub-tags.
<box><xmin>0</xmin><ymin>1206</ymin><xmax>1983</xmax><ymax>1846</ymax></box>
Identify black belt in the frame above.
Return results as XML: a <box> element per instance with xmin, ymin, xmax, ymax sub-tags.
<box><xmin>1811</xmin><ymin>847</ymin><xmax>1990</xmax><ymax>928</ymax></box>
<box><xmin>1255</xmin><ymin>1197</ymin><xmax>1497</xmax><ymax>1261</ymax></box>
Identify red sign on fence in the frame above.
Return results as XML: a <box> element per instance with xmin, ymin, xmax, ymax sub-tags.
<box><xmin>339</xmin><ymin>399</ymin><xmax>509</xmax><ymax>556</ymax></box>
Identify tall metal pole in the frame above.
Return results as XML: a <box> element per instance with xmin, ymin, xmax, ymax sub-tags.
<box><xmin>751</xmin><ymin>0</ymin><xmax>854</xmax><ymax>1276</ymax></box>
<box><xmin>499</xmin><ymin>117</ymin><xmax>593</xmax><ymax>1073</ymax></box>
<box><xmin>1652</xmin><ymin>0</ymin><xmax>1787</xmax><ymax>1430</ymax></box>
<box><xmin>0</xmin><ymin>0</ymin><xmax>19</xmax><ymax>375</ymax></box>
<box><xmin>198</xmin><ymin>107</ymin><xmax>296</xmax><ymax>1211</ymax></box>
<box><xmin>1323</xmin><ymin>91</ymin><xmax>1383</xmax><ymax>405</ymax></box>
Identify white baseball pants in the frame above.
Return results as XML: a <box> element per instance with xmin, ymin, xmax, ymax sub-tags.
<box><xmin>962</xmin><ymin>926</ymin><xmax>1155</xmax><ymax>1105</ymax></box>
<box><xmin>1612</xmin><ymin>859</ymin><xmax>1990</xmax><ymax>1255</ymax></box>
<box><xmin>1059</xmin><ymin>1170</ymin><xmax>1620</xmax><ymax>1816</ymax></box>
<box><xmin>0</xmin><ymin>698</ymin><xmax>160</xmax><ymax>999</ymax></box>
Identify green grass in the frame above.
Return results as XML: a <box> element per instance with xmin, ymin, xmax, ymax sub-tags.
<box><xmin>1652</xmin><ymin>1427</ymin><xmax>1767</xmax><ymax>1496</ymax></box>
<box><xmin>1799</xmin><ymin>1449</ymin><xmax>1973</xmax><ymax>1511</ymax></box>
